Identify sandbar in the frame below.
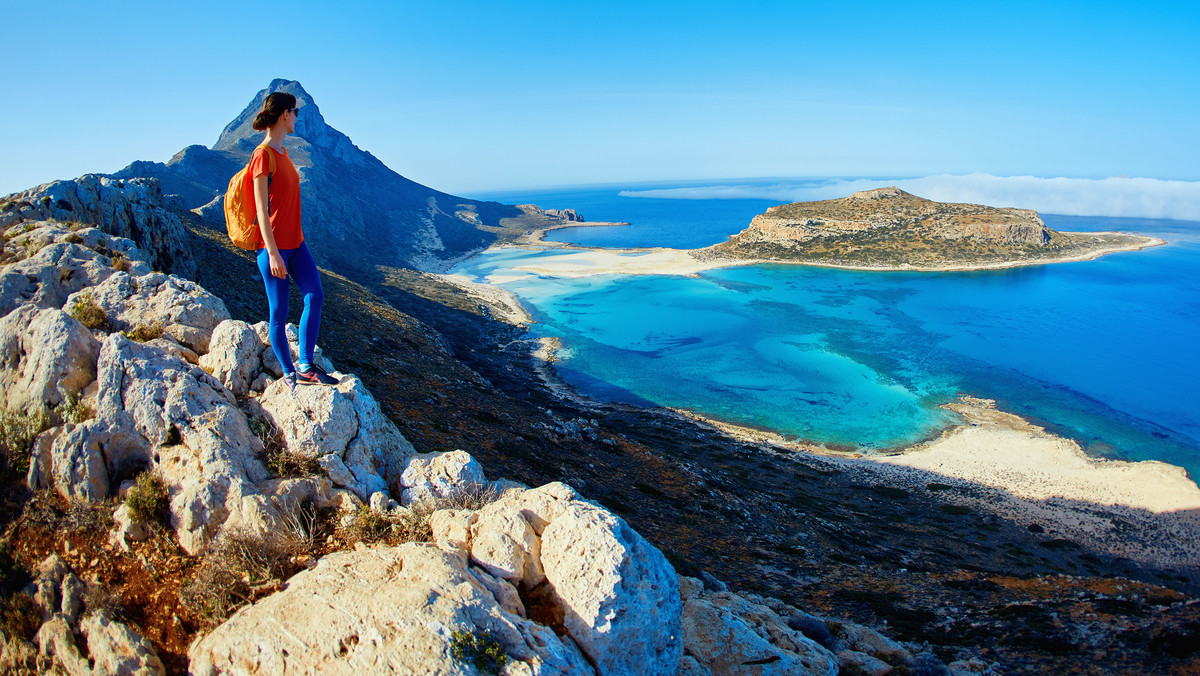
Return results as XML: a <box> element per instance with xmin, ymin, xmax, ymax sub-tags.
<box><xmin>498</xmin><ymin>234</ymin><xmax>1166</xmax><ymax>278</ymax></box>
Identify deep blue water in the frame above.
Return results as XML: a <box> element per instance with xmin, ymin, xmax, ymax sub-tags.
<box><xmin>460</xmin><ymin>186</ymin><xmax>1200</xmax><ymax>477</ymax></box>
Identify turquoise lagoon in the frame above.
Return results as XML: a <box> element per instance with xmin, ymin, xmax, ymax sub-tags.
<box><xmin>457</xmin><ymin>187</ymin><xmax>1200</xmax><ymax>477</ymax></box>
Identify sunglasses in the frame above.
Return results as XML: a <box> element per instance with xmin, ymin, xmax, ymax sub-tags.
<box><xmin>288</xmin><ymin>108</ymin><xmax>299</xmax><ymax>115</ymax></box>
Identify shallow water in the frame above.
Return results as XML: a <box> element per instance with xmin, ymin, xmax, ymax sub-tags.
<box><xmin>457</xmin><ymin>188</ymin><xmax>1200</xmax><ymax>476</ymax></box>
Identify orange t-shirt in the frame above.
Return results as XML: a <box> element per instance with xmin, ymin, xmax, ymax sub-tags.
<box><xmin>249</xmin><ymin>145</ymin><xmax>303</xmax><ymax>249</ymax></box>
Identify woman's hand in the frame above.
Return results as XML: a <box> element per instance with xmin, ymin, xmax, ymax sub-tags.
<box><xmin>268</xmin><ymin>251</ymin><xmax>287</xmax><ymax>279</ymax></box>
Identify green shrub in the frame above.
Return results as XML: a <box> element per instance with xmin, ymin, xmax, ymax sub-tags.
<box><xmin>58</xmin><ymin>392</ymin><xmax>94</xmax><ymax>425</ymax></box>
<box><xmin>125</xmin><ymin>472</ymin><xmax>168</xmax><ymax>523</ymax></box>
<box><xmin>70</xmin><ymin>292</ymin><xmax>107</xmax><ymax>330</ymax></box>
<box><xmin>0</xmin><ymin>409</ymin><xmax>47</xmax><ymax>479</ymax></box>
<box><xmin>451</xmin><ymin>629</ymin><xmax>510</xmax><ymax>675</ymax></box>
<box><xmin>110</xmin><ymin>252</ymin><xmax>130</xmax><ymax>272</ymax></box>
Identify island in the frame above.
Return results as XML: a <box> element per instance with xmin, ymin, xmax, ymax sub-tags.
<box><xmin>699</xmin><ymin>186</ymin><xmax>1162</xmax><ymax>270</ymax></box>
<box><xmin>500</xmin><ymin>186</ymin><xmax>1165</xmax><ymax>278</ymax></box>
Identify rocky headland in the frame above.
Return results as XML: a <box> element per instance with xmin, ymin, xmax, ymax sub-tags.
<box><xmin>1</xmin><ymin>79</ymin><xmax>1197</xmax><ymax>674</ymax></box>
<box><xmin>701</xmin><ymin>186</ymin><xmax>1162</xmax><ymax>271</ymax></box>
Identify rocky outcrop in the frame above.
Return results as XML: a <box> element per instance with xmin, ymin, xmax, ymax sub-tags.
<box><xmin>188</xmin><ymin>544</ymin><xmax>595</xmax><ymax>675</ymax></box>
<box><xmin>0</xmin><ymin>176</ymin><xmax>196</xmax><ymax>278</ymax></box>
<box><xmin>250</xmin><ymin>372</ymin><xmax>415</xmax><ymax>500</ymax></box>
<box><xmin>2</xmin><ymin>221</ymin><xmax>410</xmax><ymax>555</ymax></box>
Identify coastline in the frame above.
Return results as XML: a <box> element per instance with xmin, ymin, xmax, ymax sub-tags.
<box><xmin>660</xmin><ymin>394</ymin><xmax>1200</xmax><ymax>573</ymax></box>
<box><xmin>446</xmin><ymin>228</ymin><xmax>1197</xmax><ymax>574</ymax></box>
<box><xmin>514</xmin><ymin>323</ymin><xmax>1200</xmax><ymax>573</ymax></box>
<box><xmin>498</xmin><ymin>229</ymin><xmax>1166</xmax><ymax>278</ymax></box>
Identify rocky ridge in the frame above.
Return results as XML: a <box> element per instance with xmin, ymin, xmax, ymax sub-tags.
<box><xmin>705</xmin><ymin>187</ymin><xmax>1155</xmax><ymax>268</ymax></box>
<box><xmin>0</xmin><ymin>221</ymin><xmax>964</xmax><ymax>674</ymax></box>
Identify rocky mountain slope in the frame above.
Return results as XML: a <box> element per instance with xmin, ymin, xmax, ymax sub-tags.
<box><xmin>705</xmin><ymin>187</ymin><xmax>1154</xmax><ymax>268</ymax></box>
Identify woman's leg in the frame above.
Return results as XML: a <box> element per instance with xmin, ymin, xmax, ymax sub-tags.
<box><xmin>257</xmin><ymin>247</ymin><xmax>296</xmax><ymax>375</ymax></box>
<box><xmin>287</xmin><ymin>241</ymin><xmax>324</xmax><ymax>370</ymax></box>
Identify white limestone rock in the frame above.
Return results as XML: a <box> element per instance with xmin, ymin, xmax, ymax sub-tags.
<box><xmin>60</xmin><ymin>574</ymin><xmax>86</xmax><ymax>625</ymax></box>
<box><xmin>35</xmin><ymin>614</ymin><xmax>91</xmax><ymax>676</ymax></box>
<box><xmin>0</xmin><ymin>305</ymin><xmax>99</xmax><ymax>414</ymax></box>
<box><xmin>400</xmin><ymin>449</ymin><xmax>487</xmax><ymax>506</ymax></box>
<box><xmin>66</xmin><ymin>270</ymin><xmax>230</xmax><ymax>354</ymax></box>
<box><xmin>0</xmin><ymin>175</ymin><xmax>197</xmax><ymax>278</ymax></box>
<box><xmin>197</xmin><ymin>319</ymin><xmax>261</xmax><ymax>396</ymax></box>
<box><xmin>428</xmin><ymin>508</ymin><xmax>475</xmax><ymax>560</ymax></box>
<box><xmin>255</xmin><ymin>373</ymin><xmax>414</xmax><ymax>500</ymax></box>
<box><xmin>677</xmin><ymin>576</ymin><xmax>838</xmax><ymax>676</ymax></box>
<box><xmin>109</xmin><ymin>503</ymin><xmax>151</xmax><ymax>553</ymax></box>
<box><xmin>81</xmin><ymin>611</ymin><xmax>166</xmax><ymax>676</ymax></box>
<box><xmin>188</xmin><ymin>543</ymin><xmax>594</xmax><ymax>675</ymax></box>
<box><xmin>0</xmin><ymin>229</ymin><xmax>121</xmax><ymax>316</ymax></box>
<box><xmin>833</xmin><ymin>621</ymin><xmax>912</xmax><ymax>665</ymax></box>
<box><xmin>469</xmin><ymin>496</ymin><xmax>544</xmax><ymax>586</ymax></box>
<box><xmin>541</xmin><ymin>499</ymin><xmax>683</xmax><ymax>675</ymax></box>
<box><xmin>86</xmin><ymin>334</ymin><xmax>270</xmax><ymax>554</ymax></box>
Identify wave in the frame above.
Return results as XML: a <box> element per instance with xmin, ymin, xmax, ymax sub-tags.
<box><xmin>618</xmin><ymin>174</ymin><xmax>1200</xmax><ymax>221</ymax></box>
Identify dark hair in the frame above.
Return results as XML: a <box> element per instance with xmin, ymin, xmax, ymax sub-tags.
<box><xmin>252</xmin><ymin>92</ymin><xmax>298</xmax><ymax>131</ymax></box>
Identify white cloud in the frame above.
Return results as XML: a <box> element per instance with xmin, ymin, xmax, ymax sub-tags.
<box><xmin>619</xmin><ymin>174</ymin><xmax>1200</xmax><ymax>221</ymax></box>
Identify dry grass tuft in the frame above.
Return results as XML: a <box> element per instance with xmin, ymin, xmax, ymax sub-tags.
<box><xmin>121</xmin><ymin>322</ymin><xmax>164</xmax><ymax>343</ymax></box>
<box><xmin>70</xmin><ymin>292</ymin><xmax>107</xmax><ymax>330</ymax></box>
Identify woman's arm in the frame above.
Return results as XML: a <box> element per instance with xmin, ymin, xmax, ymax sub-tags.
<box><xmin>253</xmin><ymin>173</ymin><xmax>287</xmax><ymax>279</ymax></box>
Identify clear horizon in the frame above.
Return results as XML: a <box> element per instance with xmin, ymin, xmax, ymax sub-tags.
<box><xmin>2</xmin><ymin>1</ymin><xmax>1197</xmax><ymax>216</ymax></box>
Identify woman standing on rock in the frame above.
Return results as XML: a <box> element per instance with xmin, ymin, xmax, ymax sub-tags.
<box><xmin>251</xmin><ymin>92</ymin><xmax>337</xmax><ymax>391</ymax></box>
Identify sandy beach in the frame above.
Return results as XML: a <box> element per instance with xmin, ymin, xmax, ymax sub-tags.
<box><xmin>674</xmin><ymin>396</ymin><xmax>1200</xmax><ymax>573</ymax></box>
<box><xmin>499</xmin><ymin>234</ymin><xmax>1166</xmax><ymax>278</ymax></box>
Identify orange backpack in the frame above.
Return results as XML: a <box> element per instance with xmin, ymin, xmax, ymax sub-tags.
<box><xmin>224</xmin><ymin>144</ymin><xmax>276</xmax><ymax>250</ymax></box>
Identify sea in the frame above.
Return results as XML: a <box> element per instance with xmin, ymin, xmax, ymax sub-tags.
<box><xmin>453</xmin><ymin>182</ymin><xmax>1200</xmax><ymax>479</ymax></box>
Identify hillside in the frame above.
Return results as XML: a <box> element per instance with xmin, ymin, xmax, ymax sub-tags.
<box><xmin>705</xmin><ymin>187</ymin><xmax>1156</xmax><ymax>269</ymax></box>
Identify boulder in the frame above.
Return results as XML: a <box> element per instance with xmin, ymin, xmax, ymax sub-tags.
<box><xmin>541</xmin><ymin>499</ymin><xmax>683</xmax><ymax>675</ymax></box>
<box><xmin>677</xmin><ymin>576</ymin><xmax>838</xmax><ymax>676</ymax></box>
<box><xmin>198</xmin><ymin>319</ymin><xmax>261</xmax><ymax>397</ymax></box>
<box><xmin>66</xmin><ymin>270</ymin><xmax>230</xmax><ymax>354</ymax></box>
<box><xmin>0</xmin><ymin>305</ymin><xmax>99</xmax><ymax>415</ymax></box>
<box><xmin>469</xmin><ymin>497</ymin><xmax>543</xmax><ymax>586</ymax></box>
<box><xmin>81</xmin><ymin>611</ymin><xmax>166</xmax><ymax>675</ymax></box>
<box><xmin>188</xmin><ymin>544</ymin><xmax>594</xmax><ymax>675</ymax></box>
<box><xmin>255</xmin><ymin>373</ymin><xmax>414</xmax><ymax>500</ymax></box>
<box><xmin>400</xmin><ymin>450</ymin><xmax>487</xmax><ymax>506</ymax></box>
<box><xmin>34</xmin><ymin>614</ymin><xmax>91</xmax><ymax>676</ymax></box>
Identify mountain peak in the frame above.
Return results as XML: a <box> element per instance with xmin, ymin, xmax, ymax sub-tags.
<box><xmin>214</xmin><ymin>79</ymin><xmax>331</xmax><ymax>153</ymax></box>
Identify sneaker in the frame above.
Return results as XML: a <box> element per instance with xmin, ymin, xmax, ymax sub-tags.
<box><xmin>297</xmin><ymin>364</ymin><xmax>338</xmax><ymax>386</ymax></box>
<box><xmin>280</xmin><ymin>372</ymin><xmax>297</xmax><ymax>394</ymax></box>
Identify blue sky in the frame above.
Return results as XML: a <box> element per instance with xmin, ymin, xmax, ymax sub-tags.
<box><xmin>1</xmin><ymin>0</ymin><xmax>1197</xmax><ymax>202</ymax></box>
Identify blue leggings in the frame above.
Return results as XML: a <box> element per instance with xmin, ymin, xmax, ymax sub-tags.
<box><xmin>257</xmin><ymin>241</ymin><xmax>323</xmax><ymax>375</ymax></box>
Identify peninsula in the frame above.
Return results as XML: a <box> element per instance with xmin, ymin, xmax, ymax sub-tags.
<box><xmin>503</xmin><ymin>186</ymin><xmax>1164</xmax><ymax>278</ymax></box>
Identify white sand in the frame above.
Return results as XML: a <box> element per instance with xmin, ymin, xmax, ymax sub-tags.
<box><xmin>498</xmin><ymin>234</ymin><xmax>1165</xmax><ymax>278</ymax></box>
<box><xmin>667</xmin><ymin>397</ymin><xmax>1200</xmax><ymax>571</ymax></box>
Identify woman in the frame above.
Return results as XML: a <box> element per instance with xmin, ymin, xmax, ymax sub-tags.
<box><xmin>251</xmin><ymin>91</ymin><xmax>337</xmax><ymax>391</ymax></box>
